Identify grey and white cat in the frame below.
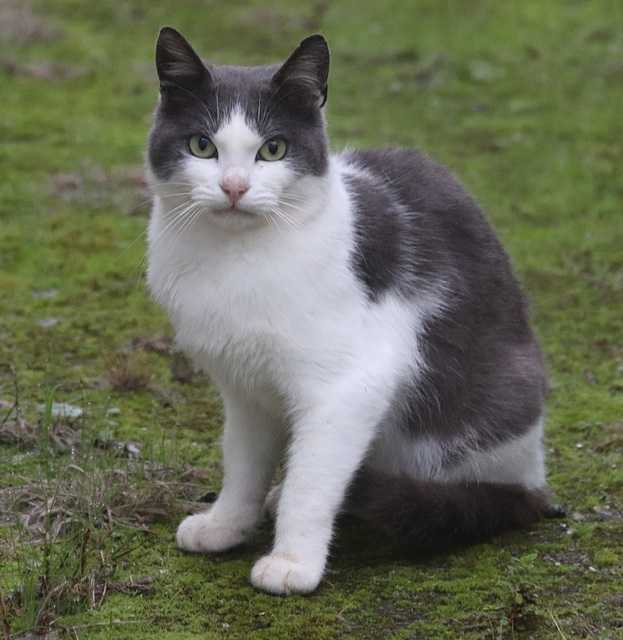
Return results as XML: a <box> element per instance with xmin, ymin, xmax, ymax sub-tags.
<box><xmin>146</xmin><ymin>27</ymin><xmax>551</xmax><ymax>595</ymax></box>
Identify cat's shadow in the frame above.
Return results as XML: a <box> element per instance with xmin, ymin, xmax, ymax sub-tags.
<box><xmin>332</xmin><ymin>515</ymin><xmax>453</xmax><ymax>572</ymax></box>
<box><xmin>222</xmin><ymin>514</ymin><xmax>438</xmax><ymax>570</ymax></box>
<box><xmin>191</xmin><ymin>493</ymin><xmax>454</xmax><ymax>571</ymax></box>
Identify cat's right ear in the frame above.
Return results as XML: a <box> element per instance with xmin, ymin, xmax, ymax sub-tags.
<box><xmin>155</xmin><ymin>27</ymin><xmax>211</xmax><ymax>91</ymax></box>
<box><xmin>272</xmin><ymin>35</ymin><xmax>330</xmax><ymax>111</ymax></box>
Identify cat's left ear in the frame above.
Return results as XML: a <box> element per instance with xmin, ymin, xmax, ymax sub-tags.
<box><xmin>272</xmin><ymin>35</ymin><xmax>329</xmax><ymax>110</ymax></box>
<box><xmin>155</xmin><ymin>26</ymin><xmax>212</xmax><ymax>92</ymax></box>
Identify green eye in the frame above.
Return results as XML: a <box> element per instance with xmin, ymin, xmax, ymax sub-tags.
<box><xmin>188</xmin><ymin>135</ymin><xmax>217</xmax><ymax>158</ymax></box>
<box><xmin>258</xmin><ymin>138</ymin><xmax>287</xmax><ymax>162</ymax></box>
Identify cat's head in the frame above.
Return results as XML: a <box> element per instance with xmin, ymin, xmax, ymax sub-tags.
<box><xmin>147</xmin><ymin>27</ymin><xmax>330</xmax><ymax>230</ymax></box>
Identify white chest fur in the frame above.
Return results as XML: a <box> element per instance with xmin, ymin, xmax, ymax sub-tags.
<box><xmin>147</xmin><ymin>162</ymin><xmax>418</xmax><ymax>409</ymax></box>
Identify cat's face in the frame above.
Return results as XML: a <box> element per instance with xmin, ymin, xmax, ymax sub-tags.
<box><xmin>147</xmin><ymin>28</ymin><xmax>330</xmax><ymax>230</ymax></box>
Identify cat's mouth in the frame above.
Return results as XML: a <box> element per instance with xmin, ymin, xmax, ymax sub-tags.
<box><xmin>212</xmin><ymin>205</ymin><xmax>255</xmax><ymax>218</ymax></box>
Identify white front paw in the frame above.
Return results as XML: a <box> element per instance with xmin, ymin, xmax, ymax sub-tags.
<box><xmin>251</xmin><ymin>554</ymin><xmax>324</xmax><ymax>595</ymax></box>
<box><xmin>176</xmin><ymin>512</ymin><xmax>249</xmax><ymax>553</ymax></box>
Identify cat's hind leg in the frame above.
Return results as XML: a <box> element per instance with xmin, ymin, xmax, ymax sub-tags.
<box><xmin>177</xmin><ymin>390</ymin><xmax>283</xmax><ymax>553</ymax></box>
<box><xmin>262</xmin><ymin>484</ymin><xmax>282</xmax><ymax>520</ymax></box>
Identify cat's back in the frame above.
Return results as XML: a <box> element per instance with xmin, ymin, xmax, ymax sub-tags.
<box><xmin>337</xmin><ymin>146</ymin><xmax>518</xmax><ymax>305</ymax></box>
<box><xmin>338</xmin><ymin>146</ymin><xmax>545</xmax><ymax>446</ymax></box>
<box><xmin>340</xmin><ymin>147</ymin><xmax>476</xmax><ymax>218</ymax></box>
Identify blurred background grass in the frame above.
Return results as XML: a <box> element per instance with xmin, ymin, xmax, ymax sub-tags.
<box><xmin>1</xmin><ymin>1</ymin><xmax>622</xmax><ymax>638</ymax></box>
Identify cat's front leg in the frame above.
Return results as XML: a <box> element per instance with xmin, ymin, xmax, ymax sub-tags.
<box><xmin>250</xmin><ymin>388</ymin><xmax>386</xmax><ymax>594</ymax></box>
<box><xmin>177</xmin><ymin>390</ymin><xmax>282</xmax><ymax>553</ymax></box>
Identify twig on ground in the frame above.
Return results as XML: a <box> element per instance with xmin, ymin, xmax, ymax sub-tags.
<box><xmin>548</xmin><ymin>609</ymin><xmax>568</xmax><ymax>639</ymax></box>
<box><xmin>0</xmin><ymin>363</ymin><xmax>20</xmax><ymax>427</ymax></box>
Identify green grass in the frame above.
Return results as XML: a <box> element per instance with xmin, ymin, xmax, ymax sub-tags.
<box><xmin>1</xmin><ymin>0</ymin><xmax>622</xmax><ymax>638</ymax></box>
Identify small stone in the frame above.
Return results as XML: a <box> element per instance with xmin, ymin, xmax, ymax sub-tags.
<box><xmin>38</xmin><ymin>317</ymin><xmax>61</xmax><ymax>328</ymax></box>
<box><xmin>32</xmin><ymin>288</ymin><xmax>59</xmax><ymax>298</ymax></box>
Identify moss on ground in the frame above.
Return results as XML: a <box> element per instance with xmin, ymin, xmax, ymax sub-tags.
<box><xmin>1</xmin><ymin>0</ymin><xmax>622</xmax><ymax>638</ymax></box>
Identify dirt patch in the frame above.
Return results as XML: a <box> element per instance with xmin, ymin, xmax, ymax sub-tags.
<box><xmin>0</xmin><ymin>1</ymin><xmax>60</xmax><ymax>46</ymax></box>
<box><xmin>46</xmin><ymin>165</ymin><xmax>149</xmax><ymax>215</ymax></box>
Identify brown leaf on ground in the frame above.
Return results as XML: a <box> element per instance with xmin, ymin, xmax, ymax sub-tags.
<box><xmin>106</xmin><ymin>352</ymin><xmax>152</xmax><ymax>391</ymax></box>
<box><xmin>130</xmin><ymin>334</ymin><xmax>175</xmax><ymax>354</ymax></box>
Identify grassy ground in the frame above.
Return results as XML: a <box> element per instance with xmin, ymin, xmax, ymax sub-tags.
<box><xmin>1</xmin><ymin>0</ymin><xmax>622</xmax><ymax>638</ymax></box>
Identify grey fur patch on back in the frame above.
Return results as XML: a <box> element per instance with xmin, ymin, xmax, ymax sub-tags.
<box><xmin>343</xmin><ymin>148</ymin><xmax>547</xmax><ymax>446</ymax></box>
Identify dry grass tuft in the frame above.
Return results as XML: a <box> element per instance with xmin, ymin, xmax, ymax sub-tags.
<box><xmin>0</xmin><ymin>414</ymin><xmax>38</xmax><ymax>448</ymax></box>
<box><xmin>0</xmin><ymin>461</ymin><xmax>206</xmax><ymax>544</ymax></box>
<box><xmin>105</xmin><ymin>351</ymin><xmax>152</xmax><ymax>392</ymax></box>
<box><xmin>1</xmin><ymin>364</ymin><xmax>80</xmax><ymax>453</ymax></box>
<box><xmin>0</xmin><ymin>364</ymin><xmax>208</xmax><ymax>640</ymax></box>
<box><xmin>0</xmin><ymin>415</ymin><xmax>79</xmax><ymax>453</ymax></box>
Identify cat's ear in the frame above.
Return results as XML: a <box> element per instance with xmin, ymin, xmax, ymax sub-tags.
<box><xmin>155</xmin><ymin>26</ymin><xmax>211</xmax><ymax>91</ymax></box>
<box><xmin>271</xmin><ymin>35</ymin><xmax>329</xmax><ymax>110</ymax></box>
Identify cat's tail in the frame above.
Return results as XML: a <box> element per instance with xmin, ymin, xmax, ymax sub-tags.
<box><xmin>343</xmin><ymin>466</ymin><xmax>559</xmax><ymax>552</ymax></box>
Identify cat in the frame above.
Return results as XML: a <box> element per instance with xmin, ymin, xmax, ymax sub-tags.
<box><xmin>145</xmin><ymin>27</ymin><xmax>552</xmax><ymax>595</ymax></box>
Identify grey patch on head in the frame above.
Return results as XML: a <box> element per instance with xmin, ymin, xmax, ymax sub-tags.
<box><xmin>148</xmin><ymin>28</ymin><xmax>330</xmax><ymax>181</ymax></box>
<box><xmin>343</xmin><ymin>147</ymin><xmax>547</xmax><ymax>448</ymax></box>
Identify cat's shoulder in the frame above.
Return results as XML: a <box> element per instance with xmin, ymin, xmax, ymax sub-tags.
<box><xmin>338</xmin><ymin>147</ymin><xmax>451</xmax><ymax>183</ymax></box>
<box><xmin>339</xmin><ymin>146</ymin><xmax>428</xmax><ymax>174</ymax></box>
<box><xmin>336</xmin><ymin>146</ymin><xmax>476</xmax><ymax>214</ymax></box>
<box><xmin>337</xmin><ymin>147</ymin><xmax>480</xmax><ymax>226</ymax></box>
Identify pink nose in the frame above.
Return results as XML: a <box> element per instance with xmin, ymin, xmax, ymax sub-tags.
<box><xmin>220</xmin><ymin>176</ymin><xmax>249</xmax><ymax>204</ymax></box>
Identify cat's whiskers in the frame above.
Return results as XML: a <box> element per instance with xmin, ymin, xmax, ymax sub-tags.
<box><xmin>155</xmin><ymin>182</ymin><xmax>195</xmax><ymax>190</ymax></box>
<box><xmin>161</xmin><ymin>198</ymin><xmax>199</xmax><ymax>221</ymax></box>
<box><xmin>256</xmin><ymin>85</ymin><xmax>285</xmax><ymax>132</ymax></box>
<box><xmin>124</xmin><ymin>185</ymin><xmax>202</xmax><ymax>284</ymax></box>
<box><xmin>278</xmin><ymin>197</ymin><xmax>308</xmax><ymax>211</ymax></box>
<box><xmin>130</xmin><ymin>201</ymin><xmax>205</xmax><ymax>285</ymax></box>
<box><xmin>277</xmin><ymin>191</ymin><xmax>309</xmax><ymax>203</ymax></box>
<box><xmin>143</xmin><ymin>205</ymin><xmax>214</xmax><ymax>280</ymax></box>
<box><xmin>157</xmin><ymin>191</ymin><xmax>196</xmax><ymax>200</ymax></box>
<box><xmin>264</xmin><ymin>204</ymin><xmax>301</xmax><ymax>232</ymax></box>
<box><xmin>172</xmin><ymin>204</ymin><xmax>206</xmax><ymax>244</ymax></box>
<box><xmin>215</xmin><ymin>87</ymin><xmax>221</xmax><ymax>130</ymax></box>
<box><xmin>155</xmin><ymin>201</ymin><xmax>207</xmax><ymax>246</ymax></box>
<box><xmin>262</xmin><ymin>209</ymin><xmax>286</xmax><ymax>236</ymax></box>
<box><xmin>256</xmin><ymin>91</ymin><xmax>264</xmax><ymax>130</ymax></box>
<box><xmin>165</xmin><ymin>205</ymin><xmax>205</xmax><ymax>246</ymax></box>
<box><xmin>277</xmin><ymin>198</ymin><xmax>310</xmax><ymax>219</ymax></box>
<box><xmin>131</xmin><ymin>251</ymin><xmax>150</xmax><ymax>287</ymax></box>
<box><xmin>120</xmin><ymin>227</ymin><xmax>149</xmax><ymax>286</ymax></box>
<box><xmin>151</xmin><ymin>180</ymin><xmax>195</xmax><ymax>196</ymax></box>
